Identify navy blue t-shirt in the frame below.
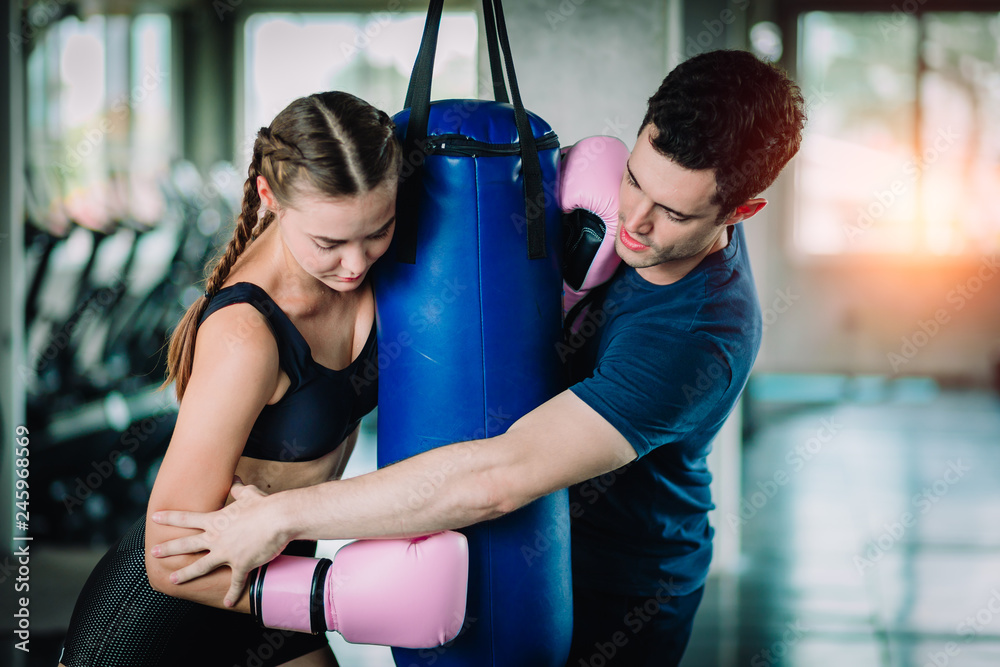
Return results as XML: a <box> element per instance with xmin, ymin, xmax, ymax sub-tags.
<box><xmin>566</xmin><ymin>223</ymin><xmax>761</xmax><ymax>596</ymax></box>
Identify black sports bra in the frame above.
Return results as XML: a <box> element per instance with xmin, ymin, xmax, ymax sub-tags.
<box><xmin>198</xmin><ymin>282</ymin><xmax>378</xmax><ymax>462</ymax></box>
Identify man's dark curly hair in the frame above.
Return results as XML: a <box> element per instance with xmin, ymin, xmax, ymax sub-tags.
<box><xmin>640</xmin><ymin>50</ymin><xmax>806</xmax><ymax>222</ymax></box>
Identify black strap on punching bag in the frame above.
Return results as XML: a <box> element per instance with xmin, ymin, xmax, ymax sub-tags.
<box><xmin>397</xmin><ymin>0</ymin><xmax>548</xmax><ymax>264</ymax></box>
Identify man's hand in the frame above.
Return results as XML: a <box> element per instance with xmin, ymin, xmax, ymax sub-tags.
<box><xmin>150</xmin><ymin>478</ymin><xmax>290</xmax><ymax>607</ymax></box>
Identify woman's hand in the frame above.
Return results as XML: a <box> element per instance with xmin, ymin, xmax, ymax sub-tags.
<box><xmin>151</xmin><ymin>478</ymin><xmax>290</xmax><ymax>608</ymax></box>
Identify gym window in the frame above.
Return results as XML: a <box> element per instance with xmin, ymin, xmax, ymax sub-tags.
<box><xmin>25</xmin><ymin>13</ymin><xmax>174</xmax><ymax>233</ymax></box>
<box><xmin>793</xmin><ymin>11</ymin><xmax>1000</xmax><ymax>256</ymax></box>
<box><xmin>240</xmin><ymin>11</ymin><xmax>478</xmax><ymax>162</ymax></box>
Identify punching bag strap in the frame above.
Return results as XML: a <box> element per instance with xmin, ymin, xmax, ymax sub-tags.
<box><xmin>481</xmin><ymin>0</ymin><xmax>509</xmax><ymax>105</ymax></box>
<box><xmin>398</xmin><ymin>0</ymin><xmax>548</xmax><ymax>264</ymax></box>
<box><xmin>403</xmin><ymin>0</ymin><xmax>506</xmax><ymax>110</ymax></box>
<box><xmin>396</xmin><ymin>0</ymin><xmax>443</xmax><ymax>264</ymax></box>
<box><xmin>402</xmin><ymin>0</ymin><xmax>442</xmax><ymax>123</ymax></box>
<box><xmin>490</xmin><ymin>0</ymin><xmax>546</xmax><ymax>260</ymax></box>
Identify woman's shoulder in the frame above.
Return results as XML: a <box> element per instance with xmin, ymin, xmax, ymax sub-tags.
<box><xmin>196</xmin><ymin>298</ymin><xmax>280</xmax><ymax>367</ymax></box>
<box><xmin>202</xmin><ymin>271</ymin><xmax>281</xmax><ymax>326</ymax></box>
<box><xmin>186</xmin><ymin>301</ymin><xmax>282</xmax><ymax>406</ymax></box>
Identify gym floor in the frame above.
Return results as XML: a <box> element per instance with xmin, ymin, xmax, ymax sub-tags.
<box><xmin>685</xmin><ymin>383</ymin><xmax>1000</xmax><ymax>667</ymax></box>
<box><xmin>4</xmin><ymin>383</ymin><xmax>1000</xmax><ymax>667</ymax></box>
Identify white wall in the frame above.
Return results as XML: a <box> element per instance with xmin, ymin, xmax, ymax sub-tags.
<box><xmin>481</xmin><ymin>0</ymin><xmax>674</xmax><ymax>148</ymax></box>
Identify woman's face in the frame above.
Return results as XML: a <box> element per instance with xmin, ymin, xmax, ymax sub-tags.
<box><xmin>262</xmin><ymin>177</ymin><xmax>397</xmax><ymax>292</ymax></box>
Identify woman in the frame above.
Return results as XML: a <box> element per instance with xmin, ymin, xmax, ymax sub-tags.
<box><xmin>59</xmin><ymin>90</ymin><xmax>401</xmax><ymax>667</ymax></box>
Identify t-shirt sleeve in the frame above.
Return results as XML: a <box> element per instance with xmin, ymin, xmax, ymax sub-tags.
<box><xmin>569</xmin><ymin>326</ymin><xmax>732</xmax><ymax>458</ymax></box>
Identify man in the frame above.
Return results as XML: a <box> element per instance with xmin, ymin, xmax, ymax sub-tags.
<box><xmin>151</xmin><ymin>49</ymin><xmax>805</xmax><ymax>666</ymax></box>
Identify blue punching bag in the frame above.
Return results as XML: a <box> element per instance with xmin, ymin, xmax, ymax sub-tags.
<box><xmin>372</xmin><ymin>1</ymin><xmax>571</xmax><ymax>665</ymax></box>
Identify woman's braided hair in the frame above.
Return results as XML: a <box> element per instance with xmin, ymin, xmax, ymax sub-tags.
<box><xmin>163</xmin><ymin>91</ymin><xmax>400</xmax><ymax>400</ymax></box>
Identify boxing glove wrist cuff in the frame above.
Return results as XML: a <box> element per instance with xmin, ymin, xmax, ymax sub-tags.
<box><xmin>310</xmin><ymin>558</ymin><xmax>333</xmax><ymax>633</ymax></box>
<box><xmin>248</xmin><ymin>562</ymin><xmax>264</xmax><ymax>623</ymax></box>
<box><xmin>248</xmin><ymin>555</ymin><xmax>332</xmax><ymax>635</ymax></box>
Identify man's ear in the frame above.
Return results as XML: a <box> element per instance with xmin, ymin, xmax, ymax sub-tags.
<box><xmin>724</xmin><ymin>198</ymin><xmax>767</xmax><ymax>225</ymax></box>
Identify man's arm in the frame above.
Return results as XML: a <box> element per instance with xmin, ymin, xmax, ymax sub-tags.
<box><xmin>152</xmin><ymin>389</ymin><xmax>637</xmax><ymax>607</ymax></box>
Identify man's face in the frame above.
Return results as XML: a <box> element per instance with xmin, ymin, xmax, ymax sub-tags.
<box><xmin>616</xmin><ymin>124</ymin><xmax>728</xmax><ymax>284</ymax></box>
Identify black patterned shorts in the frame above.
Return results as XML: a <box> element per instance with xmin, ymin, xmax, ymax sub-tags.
<box><xmin>59</xmin><ymin>515</ymin><xmax>331</xmax><ymax>667</ymax></box>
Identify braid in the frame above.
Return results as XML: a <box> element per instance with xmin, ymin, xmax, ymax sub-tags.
<box><xmin>204</xmin><ymin>151</ymin><xmax>268</xmax><ymax>297</ymax></box>
<box><xmin>258</xmin><ymin>126</ymin><xmax>306</xmax><ymax>165</ymax></box>
<box><xmin>162</xmin><ymin>134</ymin><xmax>276</xmax><ymax>399</ymax></box>
<box><xmin>162</xmin><ymin>91</ymin><xmax>402</xmax><ymax>401</ymax></box>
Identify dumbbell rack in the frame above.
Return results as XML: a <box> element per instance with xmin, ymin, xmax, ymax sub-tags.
<box><xmin>26</xmin><ymin>160</ymin><xmax>241</xmax><ymax>545</ymax></box>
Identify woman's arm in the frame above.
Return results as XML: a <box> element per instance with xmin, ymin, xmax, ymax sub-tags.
<box><xmin>144</xmin><ymin>303</ymin><xmax>281</xmax><ymax>612</ymax></box>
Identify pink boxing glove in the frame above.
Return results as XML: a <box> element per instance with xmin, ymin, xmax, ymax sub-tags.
<box><xmin>559</xmin><ymin>136</ymin><xmax>631</xmax><ymax>333</ymax></box>
<box><xmin>247</xmin><ymin>531</ymin><xmax>469</xmax><ymax>648</ymax></box>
